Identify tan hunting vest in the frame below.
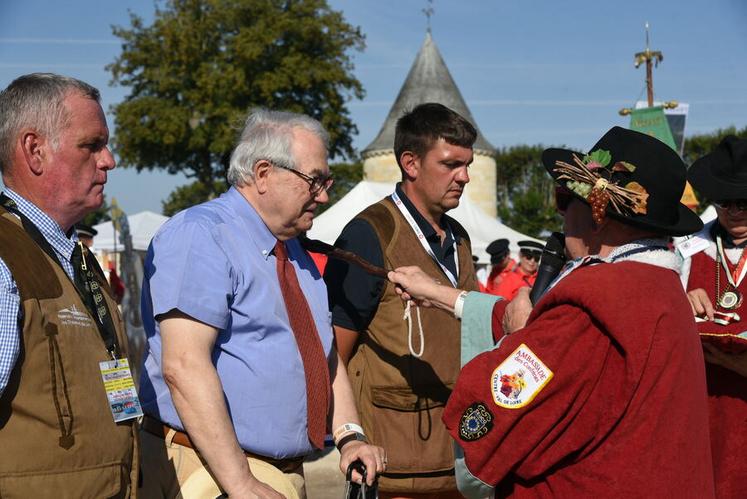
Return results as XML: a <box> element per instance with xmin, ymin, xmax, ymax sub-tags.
<box><xmin>0</xmin><ymin>209</ymin><xmax>137</xmax><ymax>498</ymax></box>
<box><xmin>348</xmin><ymin>198</ymin><xmax>478</xmax><ymax>493</ymax></box>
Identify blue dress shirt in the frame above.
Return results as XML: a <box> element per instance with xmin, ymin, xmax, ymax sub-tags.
<box><xmin>0</xmin><ymin>189</ymin><xmax>78</xmax><ymax>396</ymax></box>
<box><xmin>139</xmin><ymin>187</ymin><xmax>333</xmax><ymax>459</ymax></box>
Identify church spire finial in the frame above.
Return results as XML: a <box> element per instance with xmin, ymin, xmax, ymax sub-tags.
<box><xmin>422</xmin><ymin>0</ymin><xmax>434</xmax><ymax>34</ymax></box>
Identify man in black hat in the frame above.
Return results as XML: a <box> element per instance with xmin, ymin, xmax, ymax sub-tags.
<box><xmin>388</xmin><ymin>127</ymin><xmax>714</xmax><ymax>498</ymax></box>
<box><xmin>680</xmin><ymin>135</ymin><xmax>747</xmax><ymax>499</ymax></box>
<box><xmin>484</xmin><ymin>239</ymin><xmax>514</xmax><ymax>294</ymax></box>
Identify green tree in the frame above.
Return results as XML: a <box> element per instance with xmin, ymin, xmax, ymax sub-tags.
<box><xmin>495</xmin><ymin>145</ymin><xmax>562</xmax><ymax>238</ymax></box>
<box><xmin>109</xmin><ymin>0</ymin><xmax>365</xmax><ymax>194</ymax></box>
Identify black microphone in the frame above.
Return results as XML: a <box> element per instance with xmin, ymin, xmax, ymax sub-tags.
<box><xmin>529</xmin><ymin>232</ymin><xmax>566</xmax><ymax>305</ymax></box>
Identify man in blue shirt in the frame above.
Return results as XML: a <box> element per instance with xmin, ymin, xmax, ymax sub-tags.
<box><xmin>139</xmin><ymin>108</ymin><xmax>386</xmax><ymax>498</ymax></box>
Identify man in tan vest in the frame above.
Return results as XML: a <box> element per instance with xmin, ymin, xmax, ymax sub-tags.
<box><xmin>325</xmin><ymin>102</ymin><xmax>479</xmax><ymax>498</ymax></box>
<box><xmin>0</xmin><ymin>73</ymin><xmax>137</xmax><ymax>497</ymax></box>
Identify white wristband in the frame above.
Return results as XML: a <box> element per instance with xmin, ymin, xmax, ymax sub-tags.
<box><xmin>333</xmin><ymin>423</ymin><xmax>365</xmax><ymax>443</ymax></box>
<box><xmin>453</xmin><ymin>291</ymin><xmax>469</xmax><ymax>319</ymax></box>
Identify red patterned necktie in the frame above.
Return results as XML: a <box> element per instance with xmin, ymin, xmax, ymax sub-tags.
<box><xmin>275</xmin><ymin>240</ymin><xmax>330</xmax><ymax>449</ymax></box>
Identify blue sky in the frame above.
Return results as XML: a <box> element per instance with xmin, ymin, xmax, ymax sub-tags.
<box><xmin>1</xmin><ymin>0</ymin><xmax>745</xmax><ymax>214</ymax></box>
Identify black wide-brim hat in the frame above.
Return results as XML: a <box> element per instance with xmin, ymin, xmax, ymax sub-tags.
<box><xmin>688</xmin><ymin>135</ymin><xmax>747</xmax><ymax>201</ymax></box>
<box><xmin>542</xmin><ymin>126</ymin><xmax>703</xmax><ymax>236</ymax></box>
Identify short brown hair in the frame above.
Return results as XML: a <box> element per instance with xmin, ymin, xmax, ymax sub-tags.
<box><xmin>394</xmin><ymin>103</ymin><xmax>477</xmax><ymax>169</ymax></box>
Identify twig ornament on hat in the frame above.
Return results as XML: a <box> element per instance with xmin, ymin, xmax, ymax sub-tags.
<box><xmin>542</xmin><ymin>127</ymin><xmax>703</xmax><ymax>236</ymax></box>
<box><xmin>554</xmin><ymin>150</ymin><xmax>648</xmax><ymax>225</ymax></box>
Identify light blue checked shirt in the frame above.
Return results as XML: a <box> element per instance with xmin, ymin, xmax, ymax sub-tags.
<box><xmin>0</xmin><ymin>188</ymin><xmax>78</xmax><ymax>396</ymax></box>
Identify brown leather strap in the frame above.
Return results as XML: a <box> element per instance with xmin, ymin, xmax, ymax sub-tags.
<box><xmin>140</xmin><ymin>416</ymin><xmax>304</xmax><ymax>473</ymax></box>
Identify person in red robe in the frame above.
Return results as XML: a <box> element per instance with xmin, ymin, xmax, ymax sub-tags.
<box><xmin>388</xmin><ymin>127</ymin><xmax>715</xmax><ymax>498</ymax></box>
<box><xmin>491</xmin><ymin>240</ymin><xmax>543</xmax><ymax>300</ymax></box>
<box><xmin>682</xmin><ymin>135</ymin><xmax>747</xmax><ymax>499</ymax></box>
<box><xmin>484</xmin><ymin>239</ymin><xmax>515</xmax><ymax>295</ymax></box>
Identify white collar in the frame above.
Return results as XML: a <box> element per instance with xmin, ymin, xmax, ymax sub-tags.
<box><xmin>550</xmin><ymin>239</ymin><xmax>679</xmax><ymax>292</ymax></box>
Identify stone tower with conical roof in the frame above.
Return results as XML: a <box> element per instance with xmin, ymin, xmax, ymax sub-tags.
<box><xmin>361</xmin><ymin>32</ymin><xmax>498</xmax><ymax>216</ymax></box>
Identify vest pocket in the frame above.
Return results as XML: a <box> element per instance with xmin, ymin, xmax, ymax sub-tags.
<box><xmin>370</xmin><ymin>386</ymin><xmax>455</xmax><ymax>474</ymax></box>
<box><xmin>45</xmin><ymin>323</ymin><xmax>75</xmax><ymax>449</ymax></box>
<box><xmin>0</xmin><ymin>462</ymin><xmax>125</xmax><ymax>499</ymax></box>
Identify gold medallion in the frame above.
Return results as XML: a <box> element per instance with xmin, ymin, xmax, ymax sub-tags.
<box><xmin>718</xmin><ymin>290</ymin><xmax>743</xmax><ymax>310</ymax></box>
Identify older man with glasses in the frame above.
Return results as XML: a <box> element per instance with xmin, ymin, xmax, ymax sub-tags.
<box><xmin>680</xmin><ymin>135</ymin><xmax>747</xmax><ymax>499</ymax></box>
<box><xmin>138</xmin><ymin>108</ymin><xmax>385</xmax><ymax>499</ymax></box>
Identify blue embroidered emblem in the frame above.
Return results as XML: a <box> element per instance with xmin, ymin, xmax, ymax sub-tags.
<box><xmin>459</xmin><ymin>402</ymin><xmax>493</xmax><ymax>441</ymax></box>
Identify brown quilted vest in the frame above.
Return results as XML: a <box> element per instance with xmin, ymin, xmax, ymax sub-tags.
<box><xmin>348</xmin><ymin>198</ymin><xmax>478</xmax><ymax>493</ymax></box>
<box><xmin>0</xmin><ymin>209</ymin><xmax>137</xmax><ymax>498</ymax></box>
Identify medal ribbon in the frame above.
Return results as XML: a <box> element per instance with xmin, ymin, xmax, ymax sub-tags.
<box><xmin>391</xmin><ymin>191</ymin><xmax>459</xmax><ymax>287</ymax></box>
<box><xmin>716</xmin><ymin>235</ymin><xmax>747</xmax><ymax>288</ymax></box>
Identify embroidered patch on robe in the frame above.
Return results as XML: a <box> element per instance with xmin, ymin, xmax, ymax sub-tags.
<box><xmin>490</xmin><ymin>343</ymin><xmax>554</xmax><ymax>409</ymax></box>
<box><xmin>459</xmin><ymin>403</ymin><xmax>493</xmax><ymax>441</ymax></box>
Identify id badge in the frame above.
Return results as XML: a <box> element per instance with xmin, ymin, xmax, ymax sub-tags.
<box><xmin>99</xmin><ymin>358</ymin><xmax>144</xmax><ymax>423</ymax></box>
<box><xmin>674</xmin><ymin>234</ymin><xmax>710</xmax><ymax>259</ymax></box>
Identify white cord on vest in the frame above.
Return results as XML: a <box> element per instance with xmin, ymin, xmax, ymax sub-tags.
<box><xmin>403</xmin><ymin>300</ymin><xmax>425</xmax><ymax>358</ymax></box>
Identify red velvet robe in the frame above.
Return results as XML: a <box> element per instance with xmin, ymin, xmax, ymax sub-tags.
<box><xmin>687</xmin><ymin>249</ymin><xmax>747</xmax><ymax>499</ymax></box>
<box><xmin>445</xmin><ymin>260</ymin><xmax>715</xmax><ymax>498</ymax></box>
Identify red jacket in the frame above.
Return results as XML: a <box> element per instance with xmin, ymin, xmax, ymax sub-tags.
<box><xmin>484</xmin><ymin>259</ymin><xmax>516</xmax><ymax>296</ymax></box>
<box><xmin>687</xmin><ymin>248</ymin><xmax>747</xmax><ymax>499</ymax></box>
<box><xmin>489</xmin><ymin>266</ymin><xmax>536</xmax><ymax>300</ymax></box>
<box><xmin>445</xmin><ymin>260</ymin><xmax>714</xmax><ymax>498</ymax></box>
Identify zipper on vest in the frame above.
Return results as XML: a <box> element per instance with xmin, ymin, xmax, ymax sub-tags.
<box><xmin>45</xmin><ymin>322</ymin><xmax>75</xmax><ymax>449</ymax></box>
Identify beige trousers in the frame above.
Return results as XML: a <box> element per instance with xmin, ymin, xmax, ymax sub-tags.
<box><xmin>138</xmin><ymin>428</ymin><xmax>305</xmax><ymax>498</ymax></box>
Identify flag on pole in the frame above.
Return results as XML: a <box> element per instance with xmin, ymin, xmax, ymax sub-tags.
<box><xmin>630</xmin><ymin>104</ymin><xmax>698</xmax><ymax>210</ymax></box>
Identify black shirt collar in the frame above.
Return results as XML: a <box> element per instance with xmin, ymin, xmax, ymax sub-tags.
<box><xmin>394</xmin><ymin>183</ymin><xmax>461</xmax><ymax>243</ymax></box>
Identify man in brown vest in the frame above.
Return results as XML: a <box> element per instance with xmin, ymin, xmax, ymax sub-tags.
<box><xmin>325</xmin><ymin>102</ymin><xmax>479</xmax><ymax>498</ymax></box>
<box><xmin>0</xmin><ymin>74</ymin><xmax>137</xmax><ymax>497</ymax></box>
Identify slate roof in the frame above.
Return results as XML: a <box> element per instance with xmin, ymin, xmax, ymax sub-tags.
<box><xmin>362</xmin><ymin>32</ymin><xmax>496</xmax><ymax>157</ymax></box>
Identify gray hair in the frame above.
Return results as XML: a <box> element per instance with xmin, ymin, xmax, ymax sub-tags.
<box><xmin>227</xmin><ymin>108</ymin><xmax>329</xmax><ymax>187</ymax></box>
<box><xmin>0</xmin><ymin>73</ymin><xmax>101</xmax><ymax>173</ymax></box>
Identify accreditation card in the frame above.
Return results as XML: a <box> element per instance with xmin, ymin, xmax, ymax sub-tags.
<box><xmin>674</xmin><ymin>233</ymin><xmax>710</xmax><ymax>259</ymax></box>
<box><xmin>99</xmin><ymin>358</ymin><xmax>143</xmax><ymax>423</ymax></box>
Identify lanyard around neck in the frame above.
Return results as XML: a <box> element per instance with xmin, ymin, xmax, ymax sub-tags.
<box><xmin>716</xmin><ymin>234</ymin><xmax>747</xmax><ymax>288</ymax></box>
<box><xmin>1</xmin><ymin>194</ymin><xmax>119</xmax><ymax>358</ymax></box>
<box><xmin>390</xmin><ymin>191</ymin><xmax>459</xmax><ymax>287</ymax></box>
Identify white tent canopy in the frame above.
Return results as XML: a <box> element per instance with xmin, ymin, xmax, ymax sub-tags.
<box><xmin>308</xmin><ymin>181</ymin><xmax>539</xmax><ymax>262</ymax></box>
<box><xmin>92</xmin><ymin>211</ymin><xmax>169</xmax><ymax>252</ymax></box>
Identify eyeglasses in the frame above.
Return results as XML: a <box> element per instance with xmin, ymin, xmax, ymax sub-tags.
<box><xmin>520</xmin><ymin>250</ymin><xmax>542</xmax><ymax>262</ymax></box>
<box><xmin>713</xmin><ymin>200</ymin><xmax>747</xmax><ymax>212</ymax></box>
<box><xmin>271</xmin><ymin>162</ymin><xmax>334</xmax><ymax>196</ymax></box>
